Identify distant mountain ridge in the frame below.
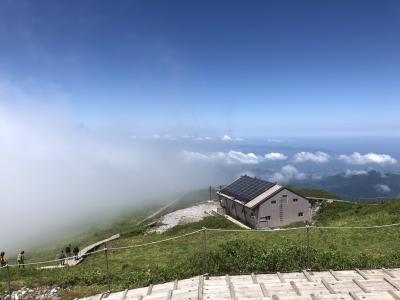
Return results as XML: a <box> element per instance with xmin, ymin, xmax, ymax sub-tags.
<box><xmin>291</xmin><ymin>170</ymin><xmax>400</xmax><ymax>201</ymax></box>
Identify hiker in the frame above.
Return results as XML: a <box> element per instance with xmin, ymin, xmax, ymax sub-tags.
<box><xmin>0</xmin><ymin>251</ymin><xmax>7</xmax><ymax>267</ymax></box>
<box><xmin>17</xmin><ymin>250</ymin><xmax>25</xmax><ymax>268</ymax></box>
<box><xmin>73</xmin><ymin>246</ymin><xmax>79</xmax><ymax>260</ymax></box>
<box><xmin>58</xmin><ymin>250</ymin><xmax>66</xmax><ymax>266</ymax></box>
<box><xmin>65</xmin><ymin>245</ymin><xmax>71</xmax><ymax>257</ymax></box>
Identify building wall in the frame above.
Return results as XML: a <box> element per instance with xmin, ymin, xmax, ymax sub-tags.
<box><xmin>219</xmin><ymin>189</ymin><xmax>311</xmax><ymax>229</ymax></box>
<box><xmin>220</xmin><ymin>196</ymin><xmax>227</xmax><ymax>210</ymax></box>
<box><xmin>219</xmin><ymin>196</ymin><xmax>257</xmax><ymax>227</ymax></box>
<box><xmin>256</xmin><ymin>189</ymin><xmax>311</xmax><ymax>228</ymax></box>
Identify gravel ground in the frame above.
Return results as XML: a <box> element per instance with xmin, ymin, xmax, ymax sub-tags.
<box><xmin>2</xmin><ymin>286</ymin><xmax>62</xmax><ymax>300</ymax></box>
<box><xmin>149</xmin><ymin>201</ymin><xmax>219</xmax><ymax>233</ymax></box>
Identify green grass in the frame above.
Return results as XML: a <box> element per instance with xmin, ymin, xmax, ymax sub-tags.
<box><xmin>285</xmin><ymin>186</ymin><xmax>338</xmax><ymax>199</ymax></box>
<box><xmin>3</xmin><ymin>192</ymin><xmax>400</xmax><ymax>299</ymax></box>
<box><xmin>314</xmin><ymin>199</ymin><xmax>400</xmax><ymax>226</ymax></box>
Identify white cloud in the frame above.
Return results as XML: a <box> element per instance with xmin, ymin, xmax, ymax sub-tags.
<box><xmin>151</xmin><ymin>134</ymin><xmax>174</xmax><ymax>140</ymax></box>
<box><xmin>221</xmin><ymin>134</ymin><xmax>243</xmax><ymax>141</ymax></box>
<box><xmin>183</xmin><ymin>150</ymin><xmax>262</xmax><ymax>165</ymax></box>
<box><xmin>193</xmin><ymin>136</ymin><xmax>214</xmax><ymax>141</ymax></box>
<box><xmin>182</xmin><ymin>150</ymin><xmax>210</xmax><ymax>161</ymax></box>
<box><xmin>293</xmin><ymin>151</ymin><xmax>330</xmax><ymax>163</ymax></box>
<box><xmin>226</xmin><ymin>151</ymin><xmax>259</xmax><ymax>164</ymax></box>
<box><xmin>181</xmin><ymin>135</ymin><xmax>195</xmax><ymax>139</ymax></box>
<box><xmin>129</xmin><ymin>134</ymin><xmax>175</xmax><ymax>140</ymax></box>
<box><xmin>185</xmin><ymin>150</ymin><xmax>290</xmax><ymax>165</ymax></box>
<box><xmin>338</xmin><ymin>152</ymin><xmax>397</xmax><ymax>165</ymax></box>
<box><xmin>311</xmin><ymin>174</ymin><xmax>323</xmax><ymax>180</ymax></box>
<box><xmin>343</xmin><ymin>169</ymin><xmax>369</xmax><ymax>177</ymax></box>
<box><xmin>267</xmin><ymin>165</ymin><xmax>307</xmax><ymax>183</ymax></box>
<box><xmin>264</xmin><ymin>152</ymin><xmax>287</xmax><ymax>161</ymax></box>
<box><xmin>375</xmin><ymin>184</ymin><xmax>391</xmax><ymax>193</ymax></box>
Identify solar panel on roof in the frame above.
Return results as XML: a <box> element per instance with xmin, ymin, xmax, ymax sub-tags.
<box><xmin>220</xmin><ymin>175</ymin><xmax>275</xmax><ymax>203</ymax></box>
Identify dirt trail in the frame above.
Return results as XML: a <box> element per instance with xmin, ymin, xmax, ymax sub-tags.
<box><xmin>136</xmin><ymin>198</ymin><xmax>181</xmax><ymax>225</ymax></box>
<box><xmin>149</xmin><ymin>201</ymin><xmax>218</xmax><ymax>233</ymax></box>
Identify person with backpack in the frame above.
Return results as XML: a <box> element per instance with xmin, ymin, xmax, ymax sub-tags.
<box><xmin>58</xmin><ymin>250</ymin><xmax>66</xmax><ymax>266</ymax></box>
<box><xmin>65</xmin><ymin>245</ymin><xmax>71</xmax><ymax>257</ymax></box>
<box><xmin>17</xmin><ymin>250</ymin><xmax>25</xmax><ymax>268</ymax></box>
<box><xmin>73</xmin><ymin>246</ymin><xmax>79</xmax><ymax>260</ymax></box>
<box><xmin>0</xmin><ymin>251</ymin><xmax>7</xmax><ymax>267</ymax></box>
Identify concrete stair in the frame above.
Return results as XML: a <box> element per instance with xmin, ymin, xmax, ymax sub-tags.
<box><xmin>80</xmin><ymin>268</ymin><xmax>400</xmax><ymax>300</ymax></box>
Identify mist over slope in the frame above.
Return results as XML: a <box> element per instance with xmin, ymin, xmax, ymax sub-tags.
<box><xmin>0</xmin><ymin>100</ymin><xmax>228</xmax><ymax>252</ymax></box>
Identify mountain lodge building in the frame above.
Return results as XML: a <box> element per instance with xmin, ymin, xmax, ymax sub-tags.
<box><xmin>217</xmin><ymin>175</ymin><xmax>311</xmax><ymax>229</ymax></box>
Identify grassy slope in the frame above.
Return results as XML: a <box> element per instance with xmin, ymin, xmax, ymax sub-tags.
<box><xmin>286</xmin><ymin>185</ymin><xmax>339</xmax><ymax>199</ymax></box>
<box><xmin>3</xmin><ymin>189</ymin><xmax>400</xmax><ymax>299</ymax></box>
<box><xmin>314</xmin><ymin>200</ymin><xmax>400</xmax><ymax>225</ymax></box>
<box><xmin>24</xmin><ymin>203</ymin><xmax>163</xmax><ymax>264</ymax></box>
<box><xmin>24</xmin><ymin>189</ymin><xmax>216</xmax><ymax>264</ymax></box>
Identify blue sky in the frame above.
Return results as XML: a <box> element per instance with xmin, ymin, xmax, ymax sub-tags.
<box><xmin>1</xmin><ymin>0</ymin><xmax>400</xmax><ymax>136</ymax></box>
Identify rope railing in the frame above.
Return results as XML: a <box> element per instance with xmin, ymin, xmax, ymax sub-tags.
<box><xmin>108</xmin><ymin>229</ymin><xmax>204</xmax><ymax>251</ymax></box>
<box><xmin>2</xmin><ymin>221</ymin><xmax>400</xmax><ymax>269</ymax></box>
<box><xmin>0</xmin><ymin>247</ymin><xmax>107</xmax><ymax>269</ymax></box>
<box><xmin>2</xmin><ymin>221</ymin><xmax>400</xmax><ymax>295</ymax></box>
<box><xmin>206</xmin><ymin>225</ymin><xmax>308</xmax><ymax>232</ymax></box>
<box><xmin>312</xmin><ymin>222</ymin><xmax>400</xmax><ymax>229</ymax></box>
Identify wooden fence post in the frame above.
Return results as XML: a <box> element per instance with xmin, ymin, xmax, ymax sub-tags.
<box><xmin>6</xmin><ymin>265</ymin><xmax>11</xmax><ymax>296</ymax></box>
<box><xmin>202</xmin><ymin>227</ymin><xmax>209</xmax><ymax>277</ymax></box>
<box><xmin>306</xmin><ymin>224</ymin><xmax>312</xmax><ymax>270</ymax></box>
<box><xmin>104</xmin><ymin>243</ymin><xmax>111</xmax><ymax>292</ymax></box>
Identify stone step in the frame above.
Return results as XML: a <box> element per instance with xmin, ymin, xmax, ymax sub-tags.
<box><xmin>79</xmin><ymin>268</ymin><xmax>400</xmax><ymax>300</ymax></box>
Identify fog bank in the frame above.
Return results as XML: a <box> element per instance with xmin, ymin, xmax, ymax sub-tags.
<box><xmin>0</xmin><ymin>100</ymin><xmax>226</xmax><ymax>253</ymax></box>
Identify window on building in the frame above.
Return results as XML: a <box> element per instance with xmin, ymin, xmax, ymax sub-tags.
<box><xmin>271</xmin><ymin>200</ymin><xmax>276</xmax><ymax>204</ymax></box>
<box><xmin>293</xmin><ymin>198</ymin><xmax>298</xmax><ymax>202</ymax></box>
<box><xmin>298</xmin><ymin>212</ymin><xmax>304</xmax><ymax>217</ymax></box>
<box><xmin>250</xmin><ymin>212</ymin><xmax>254</xmax><ymax>217</ymax></box>
<box><xmin>260</xmin><ymin>216</ymin><xmax>271</xmax><ymax>222</ymax></box>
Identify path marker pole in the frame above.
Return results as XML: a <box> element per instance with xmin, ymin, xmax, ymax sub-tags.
<box><xmin>104</xmin><ymin>243</ymin><xmax>111</xmax><ymax>292</ymax></box>
<box><xmin>202</xmin><ymin>227</ymin><xmax>209</xmax><ymax>277</ymax></box>
<box><xmin>306</xmin><ymin>223</ymin><xmax>312</xmax><ymax>270</ymax></box>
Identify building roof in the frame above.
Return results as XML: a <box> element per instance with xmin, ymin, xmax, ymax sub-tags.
<box><xmin>219</xmin><ymin>175</ymin><xmax>277</xmax><ymax>204</ymax></box>
<box><xmin>245</xmin><ymin>184</ymin><xmax>283</xmax><ymax>208</ymax></box>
